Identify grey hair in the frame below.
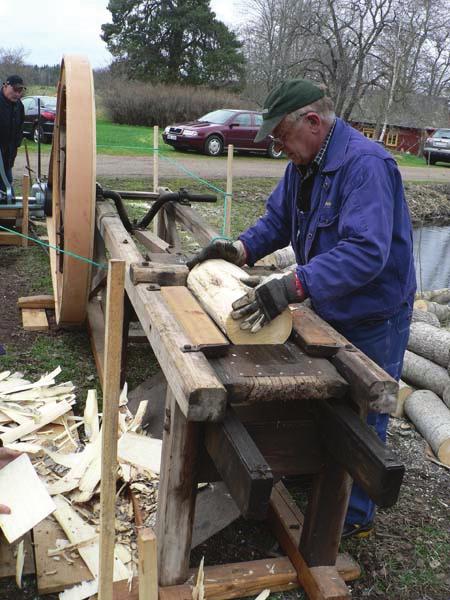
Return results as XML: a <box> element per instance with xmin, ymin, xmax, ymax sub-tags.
<box><xmin>288</xmin><ymin>95</ymin><xmax>335</xmax><ymax>125</ymax></box>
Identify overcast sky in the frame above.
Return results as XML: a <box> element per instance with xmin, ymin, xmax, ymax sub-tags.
<box><xmin>0</xmin><ymin>0</ymin><xmax>244</xmax><ymax>69</ymax></box>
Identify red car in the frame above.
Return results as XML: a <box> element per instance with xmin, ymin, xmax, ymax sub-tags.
<box><xmin>162</xmin><ymin>109</ymin><xmax>283</xmax><ymax>158</ymax></box>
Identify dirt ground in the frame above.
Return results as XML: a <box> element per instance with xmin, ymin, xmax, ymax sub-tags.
<box><xmin>0</xmin><ymin>243</ymin><xmax>449</xmax><ymax>599</ymax></box>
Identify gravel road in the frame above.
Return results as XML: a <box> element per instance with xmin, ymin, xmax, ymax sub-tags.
<box><xmin>14</xmin><ymin>152</ymin><xmax>450</xmax><ymax>182</ymax></box>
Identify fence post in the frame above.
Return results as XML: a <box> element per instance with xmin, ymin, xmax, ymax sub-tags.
<box><xmin>224</xmin><ymin>144</ymin><xmax>233</xmax><ymax>238</ymax></box>
<box><xmin>21</xmin><ymin>174</ymin><xmax>29</xmax><ymax>248</ymax></box>
<box><xmin>153</xmin><ymin>126</ymin><xmax>159</xmax><ymax>234</ymax></box>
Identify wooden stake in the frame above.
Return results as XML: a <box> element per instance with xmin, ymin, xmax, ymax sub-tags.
<box><xmin>153</xmin><ymin>125</ymin><xmax>159</xmax><ymax>234</ymax></box>
<box><xmin>138</xmin><ymin>527</ymin><xmax>158</xmax><ymax>600</ymax></box>
<box><xmin>224</xmin><ymin>144</ymin><xmax>233</xmax><ymax>237</ymax></box>
<box><xmin>98</xmin><ymin>259</ymin><xmax>126</xmax><ymax>600</ymax></box>
<box><xmin>22</xmin><ymin>174</ymin><xmax>29</xmax><ymax>248</ymax></box>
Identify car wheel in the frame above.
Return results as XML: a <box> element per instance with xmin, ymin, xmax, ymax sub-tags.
<box><xmin>267</xmin><ymin>141</ymin><xmax>283</xmax><ymax>159</ymax></box>
<box><xmin>204</xmin><ymin>135</ymin><xmax>223</xmax><ymax>157</ymax></box>
<box><xmin>33</xmin><ymin>125</ymin><xmax>45</xmax><ymax>144</ymax></box>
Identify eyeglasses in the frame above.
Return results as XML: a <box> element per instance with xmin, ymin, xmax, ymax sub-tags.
<box><xmin>269</xmin><ymin>112</ymin><xmax>310</xmax><ymax>149</ymax></box>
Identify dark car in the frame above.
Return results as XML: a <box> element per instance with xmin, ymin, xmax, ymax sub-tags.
<box><xmin>162</xmin><ymin>109</ymin><xmax>283</xmax><ymax>158</ymax></box>
<box><xmin>22</xmin><ymin>95</ymin><xmax>57</xmax><ymax>144</ymax></box>
<box><xmin>423</xmin><ymin>128</ymin><xmax>450</xmax><ymax>165</ymax></box>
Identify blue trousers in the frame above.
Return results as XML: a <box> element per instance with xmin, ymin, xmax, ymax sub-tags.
<box><xmin>335</xmin><ymin>303</ymin><xmax>411</xmax><ymax>526</ymax></box>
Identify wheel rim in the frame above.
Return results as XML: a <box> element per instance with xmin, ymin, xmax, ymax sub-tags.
<box><xmin>47</xmin><ymin>55</ymin><xmax>96</xmax><ymax>327</ymax></box>
<box><xmin>33</xmin><ymin>127</ymin><xmax>40</xmax><ymax>143</ymax></box>
<box><xmin>270</xmin><ymin>143</ymin><xmax>282</xmax><ymax>158</ymax></box>
<box><xmin>208</xmin><ymin>138</ymin><xmax>221</xmax><ymax>155</ymax></box>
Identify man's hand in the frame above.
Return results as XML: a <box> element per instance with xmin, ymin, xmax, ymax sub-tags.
<box><xmin>0</xmin><ymin>447</ymin><xmax>21</xmax><ymax>514</ymax></box>
<box><xmin>231</xmin><ymin>272</ymin><xmax>305</xmax><ymax>333</ymax></box>
<box><xmin>187</xmin><ymin>239</ymin><xmax>246</xmax><ymax>270</ymax></box>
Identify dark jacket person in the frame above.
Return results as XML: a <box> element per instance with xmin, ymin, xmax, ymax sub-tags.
<box><xmin>188</xmin><ymin>79</ymin><xmax>416</xmax><ymax>539</ymax></box>
<box><xmin>0</xmin><ymin>75</ymin><xmax>26</xmax><ymax>197</ymax></box>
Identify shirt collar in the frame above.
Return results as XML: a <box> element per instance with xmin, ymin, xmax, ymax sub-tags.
<box><xmin>297</xmin><ymin>118</ymin><xmax>337</xmax><ymax>178</ymax></box>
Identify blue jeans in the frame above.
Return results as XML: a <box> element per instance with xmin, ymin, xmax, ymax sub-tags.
<box><xmin>335</xmin><ymin>304</ymin><xmax>411</xmax><ymax>526</ymax></box>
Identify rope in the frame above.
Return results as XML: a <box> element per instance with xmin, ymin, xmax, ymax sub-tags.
<box><xmin>0</xmin><ymin>224</ymin><xmax>107</xmax><ymax>269</ymax></box>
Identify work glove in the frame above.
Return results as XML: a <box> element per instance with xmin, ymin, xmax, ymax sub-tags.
<box><xmin>187</xmin><ymin>239</ymin><xmax>246</xmax><ymax>270</ymax></box>
<box><xmin>231</xmin><ymin>272</ymin><xmax>305</xmax><ymax>333</ymax></box>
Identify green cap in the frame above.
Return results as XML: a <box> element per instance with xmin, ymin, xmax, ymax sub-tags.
<box><xmin>254</xmin><ymin>79</ymin><xmax>325</xmax><ymax>142</ymax></box>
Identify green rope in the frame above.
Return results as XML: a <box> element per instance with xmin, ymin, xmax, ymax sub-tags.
<box><xmin>0</xmin><ymin>224</ymin><xmax>107</xmax><ymax>269</ymax></box>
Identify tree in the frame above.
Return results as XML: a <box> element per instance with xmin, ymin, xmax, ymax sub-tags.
<box><xmin>101</xmin><ymin>0</ymin><xmax>245</xmax><ymax>88</ymax></box>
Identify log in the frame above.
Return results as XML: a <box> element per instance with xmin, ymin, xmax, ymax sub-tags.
<box><xmin>407</xmin><ymin>322</ymin><xmax>450</xmax><ymax>370</ymax></box>
<box><xmin>187</xmin><ymin>259</ymin><xmax>292</xmax><ymax>345</ymax></box>
<box><xmin>414</xmin><ymin>299</ymin><xmax>450</xmax><ymax>324</ymax></box>
<box><xmin>405</xmin><ymin>390</ymin><xmax>450</xmax><ymax>466</ymax></box>
<box><xmin>391</xmin><ymin>380</ymin><xmax>414</xmax><ymax>418</ymax></box>
<box><xmin>443</xmin><ymin>384</ymin><xmax>450</xmax><ymax>410</ymax></box>
<box><xmin>255</xmin><ymin>246</ymin><xmax>296</xmax><ymax>270</ymax></box>
<box><xmin>402</xmin><ymin>350</ymin><xmax>450</xmax><ymax>398</ymax></box>
<box><xmin>416</xmin><ymin>288</ymin><xmax>450</xmax><ymax>304</ymax></box>
<box><xmin>411</xmin><ymin>309</ymin><xmax>440</xmax><ymax>328</ymax></box>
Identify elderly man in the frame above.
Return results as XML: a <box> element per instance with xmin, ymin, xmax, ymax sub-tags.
<box><xmin>0</xmin><ymin>75</ymin><xmax>26</xmax><ymax>199</ymax></box>
<box><xmin>188</xmin><ymin>78</ymin><xmax>416</xmax><ymax>538</ymax></box>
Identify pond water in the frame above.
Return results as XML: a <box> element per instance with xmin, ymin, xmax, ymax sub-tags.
<box><xmin>413</xmin><ymin>225</ymin><xmax>450</xmax><ymax>291</ymax></box>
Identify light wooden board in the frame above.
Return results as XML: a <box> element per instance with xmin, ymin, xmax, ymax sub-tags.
<box><xmin>0</xmin><ymin>399</ymin><xmax>72</xmax><ymax>444</ymax></box>
<box><xmin>118</xmin><ymin>431</ymin><xmax>162</xmax><ymax>474</ymax></box>
<box><xmin>0</xmin><ymin>454</ymin><xmax>56</xmax><ymax>543</ymax></box>
<box><xmin>161</xmin><ymin>286</ymin><xmax>229</xmax><ymax>356</ymax></box>
<box><xmin>22</xmin><ymin>308</ymin><xmax>49</xmax><ymax>331</ymax></box>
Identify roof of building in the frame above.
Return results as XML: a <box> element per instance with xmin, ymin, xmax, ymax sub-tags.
<box><xmin>349</xmin><ymin>91</ymin><xmax>449</xmax><ymax>129</ymax></box>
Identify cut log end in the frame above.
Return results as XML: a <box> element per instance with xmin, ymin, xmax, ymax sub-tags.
<box><xmin>438</xmin><ymin>439</ymin><xmax>450</xmax><ymax>466</ymax></box>
<box><xmin>225</xmin><ymin>310</ymin><xmax>293</xmax><ymax>345</ymax></box>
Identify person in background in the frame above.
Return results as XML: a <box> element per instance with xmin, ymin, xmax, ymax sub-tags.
<box><xmin>187</xmin><ymin>78</ymin><xmax>416</xmax><ymax>538</ymax></box>
<box><xmin>0</xmin><ymin>75</ymin><xmax>26</xmax><ymax>199</ymax></box>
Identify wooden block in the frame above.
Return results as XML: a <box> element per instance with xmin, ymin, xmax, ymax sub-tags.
<box><xmin>205</xmin><ymin>407</ymin><xmax>273</xmax><ymax>519</ymax></box>
<box><xmin>138</xmin><ymin>527</ymin><xmax>158</xmax><ymax>600</ymax></box>
<box><xmin>18</xmin><ymin>295</ymin><xmax>55</xmax><ymax>310</ymax></box>
<box><xmin>22</xmin><ymin>308</ymin><xmax>49</xmax><ymax>331</ymax></box>
<box><xmin>0</xmin><ymin>232</ymin><xmax>22</xmax><ymax>245</ymax></box>
<box><xmin>35</xmin><ymin>516</ymin><xmax>92</xmax><ymax>595</ymax></box>
<box><xmin>291</xmin><ymin>306</ymin><xmax>341</xmax><ymax>357</ymax></box>
<box><xmin>130</xmin><ymin>261</ymin><xmax>188</xmax><ymax>286</ymax></box>
<box><xmin>317</xmin><ymin>400</ymin><xmax>405</xmax><ymax>507</ymax></box>
<box><xmin>161</xmin><ymin>286</ymin><xmax>229</xmax><ymax>358</ymax></box>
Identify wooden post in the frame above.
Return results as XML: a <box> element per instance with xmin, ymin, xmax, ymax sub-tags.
<box><xmin>224</xmin><ymin>144</ymin><xmax>233</xmax><ymax>237</ymax></box>
<box><xmin>138</xmin><ymin>527</ymin><xmax>158</xmax><ymax>600</ymax></box>
<box><xmin>156</xmin><ymin>386</ymin><xmax>200</xmax><ymax>585</ymax></box>
<box><xmin>21</xmin><ymin>174</ymin><xmax>29</xmax><ymax>248</ymax></box>
<box><xmin>98</xmin><ymin>259</ymin><xmax>126</xmax><ymax>600</ymax></box>
<box><xmin>153</xmin><ymin>125</ymin><xmax>159</xmax><ymax>234</ymax></box>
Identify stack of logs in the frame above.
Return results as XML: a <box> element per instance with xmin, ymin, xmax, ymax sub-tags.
<box><xmin>397</xmin><ymin>288</ymin><xmax>450</xmax><ymax>467</ymax></box>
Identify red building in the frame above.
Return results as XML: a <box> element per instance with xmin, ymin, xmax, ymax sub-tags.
<box><xmin>348</xmin><ymin>92</ymin><xmax>449</xmax><ymax>156</ymax></box>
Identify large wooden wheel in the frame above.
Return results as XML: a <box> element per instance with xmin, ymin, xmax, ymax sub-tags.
<box><xmin>47</xmin><ymin>55</ymin><xmax>96</xmax><ymax>327</ymax></box>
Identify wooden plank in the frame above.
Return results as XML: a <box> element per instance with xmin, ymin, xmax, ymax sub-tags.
<box><xmin>18</xmin><ymin>295</ymin><xmax>55</xmax><ymax>310</ymax></box>
<box><xmin>21</xmin><ymin>174</ymin><xmax>29</xmax><ymax>247</ymax></box>
<box><xmin>156</xmin><ymin>387</ymin><xmax>200</xmax><ymax>585</ymax></box>
<box><xmin>118</xmin><ymin>431</ymin><xmax>162</xmax><ymax>474</ymax></box>
<box><xmin>210</xmin><ymin>342</ymin><xmax>348</xmax><ymax>403</ymax></box>
<box><xmin>316</xmin><ymin>399</ymin><xmax>405</xmax><ymax>507</ymax></box>
<box><xmin>268</xmin><ymin>482</ymin><xmax>352</xmax><ymax>600</ymax></box>
<box><xmin>130</xmin><ymin>261</ymin><xmax>188</xmax><ymax>286</ymax></box>
<box><xmin>138</xmin><ymin>527</ymin><xmax>158</xmax><ymax>600</ymax></box>
<box><xmin>111</xmin><ymin>555</ymin><xmax>359</xmax><ymax>600</ymax></box>
<box><xmin>291</xmin><ymin>308</ymin><xmax>341</xmax><ymax>357</ymax></box>
<box><xmin>0</xmin><ymin>399</ymin><xmax>72</xmax><ymax>444</ymax></box>
<box><xmin>0</xmin><ymin>208</ymin><xmax>21</xmax><ymax>219</ymax></box>
<box><xmin>96</xmin><ymin>200</ymin><xmax>227</xmax><ymax>422</ymax></box>
<box><xmin>170</xmin><ymin>203</ymin><xmax>217</xmax><ymax>246</ymax></box>
<box><xmin>35</xmin><ymin>516</ymin><xmax>92</xmax><ymax>595</ymax></box>
<box><xmin>87</xmin><ymin>297</ymin><xmax>105</xmax><ymax>386</ymax></box>
<box><xmin>0</xmin><ymin>533</ymin><xmax>35</xmax><ymax>580</ymax></box>
<box><xmin>134</xmin><ymin>228</ymin><xmax>171</xmax><ymax>253</ymax></box>
<box><xmin>98</xmin><ymin>260</ymin><xmax>126</xmax><ymax>600</ymax></box>
<box><xmin>21</xmin><ymin>308</ymin><xmax>49</xmax><ymax>331</ymax></box>
<box><xmin>0</xmin><ymin>232</ymin><xmax>22</xmax><ymax>245</ymax></box>
<box><xmin>161</xmin><ymin>286</ymin><xmax>229</xmax><ymax>358</ymax></box>
<box><xmin>205</xmin><ymin>407</ymin><xmax>273</xmax><ymax>520</ymax></box>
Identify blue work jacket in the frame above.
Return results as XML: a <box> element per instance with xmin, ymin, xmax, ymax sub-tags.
<box><xmin>239</xmin><ymin>118</ymin><xmax>417</xmax><ymax>327</ymax></box>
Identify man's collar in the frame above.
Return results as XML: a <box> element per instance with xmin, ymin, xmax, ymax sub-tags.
<box><xmin>296</xmin><ymin>118</ymin><xmax>336</xmax><ymax>177</ymax></box>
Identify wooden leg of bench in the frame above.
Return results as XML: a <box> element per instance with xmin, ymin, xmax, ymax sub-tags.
<box><xmin>156</xmin><ymin>386</ymin><xmax>200</xmax><ymax>585</ymax></box>
<box><xmin>299</xmin><ymin>461</ymin><xmax>352</xmax><ymax>567</ymax></box>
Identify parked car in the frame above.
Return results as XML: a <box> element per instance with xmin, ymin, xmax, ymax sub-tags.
<box><xmin>22</xmin><ymin>95</ymin><xmax>57</xmax><ymax>144</ymax></box>
<box><xmin>423</xmin><ymin>128</ymin><xmax>450</xmax><ymax>165</ymax></box>
<box><xmin>162</xmin><ymin>109</ymin><xmax>283</xmax><ymax>158</ymax></box>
